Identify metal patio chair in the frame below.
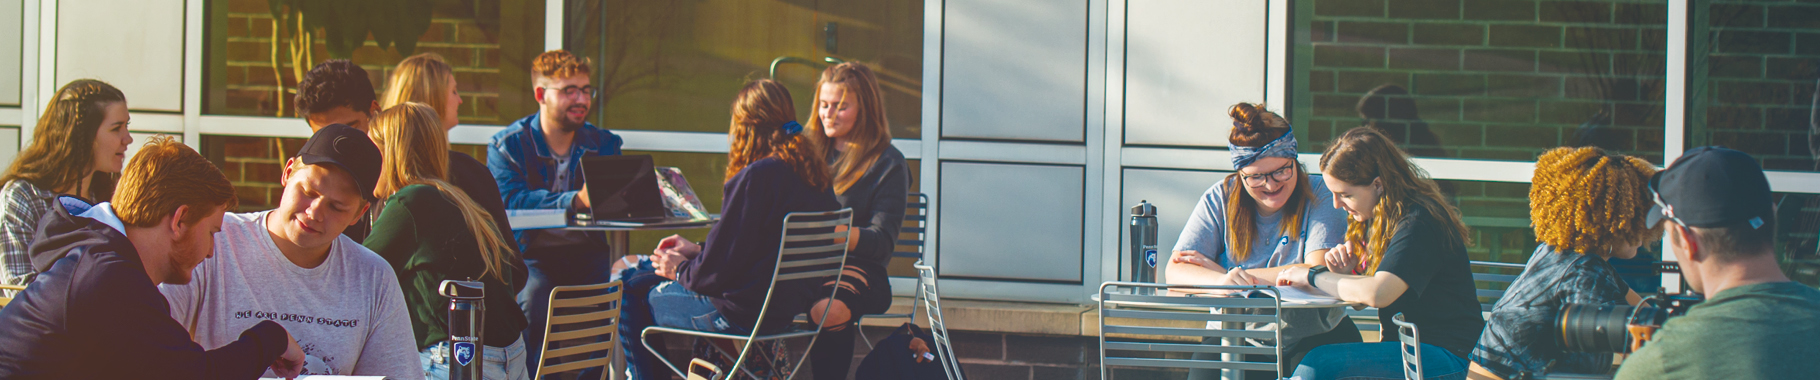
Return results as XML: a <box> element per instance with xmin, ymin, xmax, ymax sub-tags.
<box><xmin>1097</xmin><ymin>282</ymin><xmax>1284</xmax><ymax>380</ymax></box>
<box><xmin>641</xmin><ymin>208</ymin><xmax>853</xmax><ymax>380</ymax></box>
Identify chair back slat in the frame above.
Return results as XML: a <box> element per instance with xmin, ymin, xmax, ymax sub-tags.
<box><xmin>914</xmin><ymin>262</ymin><xmax>965</xmax><ymax>380</ymax></box>
<box><xmin>1102</xmin><ymin>293</ymin><xmax>1281</xmax><ymax>308</ymax></box>
<box><xmin>1103</xmin><ymin>341</ymin><xmax>1277</xmax><ymax>356</ymax></box>
<box><xmin>1104</xmin><ymin>358</ymin><xmax>1277</xmax><ymax>372</ymax></box>
<box><xmin>1102</xmin><ymin>325</ymin><xmax>1278</xmax><ymax>340</ymax></box>
<box><xmin>785</xmin><ymin>231</ymin><xmax>847</xmax><ymax>242</ymax></box>
<box><xmin>895</xmin><ymin>194</ymin><xmax>929</xmax><ymax>259</ymax></box>
<box><xmin>1098</xmin><ymin>282</ymin><xmax>1284</xmax><ymax>378</ymax></box>
<box><xmin>535</xmin><ymin>281</ymin><xmax>622</xmax><ymax>379</ymax></box>
<box><xmin>1101</xmin><ymin>308</ymin><xmax>1280</xmax><ymax>324</ymax></box>
<box><xmin>1393</xmin><ymin>313</ymin><xmax>1423</xmax><ymax>380</ymax></box>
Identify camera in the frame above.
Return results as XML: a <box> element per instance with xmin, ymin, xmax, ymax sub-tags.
<box><xmin>1558</xmin><ymin>291</ymin><xmax>1703</xmax><ymax>353</ymax></box>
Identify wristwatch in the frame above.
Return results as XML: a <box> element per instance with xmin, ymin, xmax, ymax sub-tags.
<box><xmin>1306</xmin><ymin>265</ymin><xmax>1329</xmax><ymax>287</ymax></box>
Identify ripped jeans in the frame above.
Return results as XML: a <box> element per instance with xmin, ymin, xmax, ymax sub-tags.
<box><xmin>618</xmin><ymin>261</ymin><xmax>751</xmax><ymax>380</ymax></box>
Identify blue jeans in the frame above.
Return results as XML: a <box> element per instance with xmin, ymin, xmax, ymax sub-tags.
<box><xmin>1292</xmin><ymin>342</ymin><xmax>1468</xmax><ymax>380</ymax></box>
<box><xmin>420</xmin><ymin>337</ymin><xmax>529</xmax><ymax>380</ymax></box>
<box><xmin>622</xmin><ymin>273</ymin><xmax>751</xmax><ymax>380</ymax></box>
<box><xmin>617</xmin><ymin>262</ymin><xmax>678</xmax><ymax>380</ymax></box>
<box><xmin>516</xmin><ymin>246</ymin><xmax>615</xmax><ymax>372</ymax></box>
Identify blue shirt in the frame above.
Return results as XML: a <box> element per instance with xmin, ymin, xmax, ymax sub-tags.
<box><xmin>487</xmin><ymin>113</ymin><xmax>624</xmax><ymax>251</ymax></box>
<box><xmin>1173</xmin><ymin>174</ymin><xmax>1349</xmax><ymax>270</ymax></box>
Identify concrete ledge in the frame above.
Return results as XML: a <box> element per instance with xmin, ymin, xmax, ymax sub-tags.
<box><xmin>861</xmin><ymin>296</ymin><xmax>1094</xmax><ymax>336</ymax></box>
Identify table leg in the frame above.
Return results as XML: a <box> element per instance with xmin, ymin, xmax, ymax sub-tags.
<box><xmin>1222</xmin><ymin>321</ymin><xmax>1240</xmax><ymax>380</ymax></box>
<box><xmin>610</xmin><ymin>230</ymin><xmax>630</xmax><ymax>380</ymax></box>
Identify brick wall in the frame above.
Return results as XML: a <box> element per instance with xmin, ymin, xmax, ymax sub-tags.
<box><xmin>213</xmin><ymin>0</ymin><xmax>516</xmax><ymax>123</ymax></box>
<box><xmin>206</xmin><ymin>0</ymin><xmax>536</xmax><ymax>211</ymax></box>
<box><xmin>1304</xmin><ymin>0</ymin><xmax>1668</xmax><ymax>163</ymax></box>
<box><xmin>1696</xmin><ymin>0</ymin><xmax>1820</xmax><ymax>171</ymax></box>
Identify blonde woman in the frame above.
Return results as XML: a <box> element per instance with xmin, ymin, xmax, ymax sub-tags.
<box><xmin>798</xmin><ymin>62</ymin><xmax>912</xmax><ymax>380</ymax></box>
<box><xmin>365</xmin><ymin>103</ymin><xmax>529</xmax><ymax>380</ymax></box>
<box><xmin>380</xmin><ymin>53</ymin><xmax>518</xmax><ymax>254</ymax></box>
<box><xmin>1279</xmin><ymin>126</ymin><xmax>1483</xmax><ymax>380</ymax></box>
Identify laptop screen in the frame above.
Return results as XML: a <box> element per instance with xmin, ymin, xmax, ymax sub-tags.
<box><xmin>580</xmin><ymin>155</ymin><xmax>667</xmax><ymax>220</ymax></box>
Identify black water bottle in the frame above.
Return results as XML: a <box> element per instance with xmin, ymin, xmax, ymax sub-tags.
<box><xmin>1129</xmin><ymin>201</ymin><xmax>1159</xmax><ymax>292</ymax></box>
<box><xmin>440</xmin><ymin>280</ymin><xmax>486</xmax><ymax>380</ymax></box>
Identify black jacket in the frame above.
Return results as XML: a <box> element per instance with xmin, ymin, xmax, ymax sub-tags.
<box><xmin>0</xmin><ymin>197</ymin><xmax>290</xmax><ymax>379</ymax></box>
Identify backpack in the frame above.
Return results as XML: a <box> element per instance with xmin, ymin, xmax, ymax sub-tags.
<box><xmin>855</xmin><ymin>323</ymin><xmax>958</xmax><ymax>380</ymax></box>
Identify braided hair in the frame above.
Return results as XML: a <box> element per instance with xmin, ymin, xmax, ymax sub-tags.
<box><xmin>2</xmin><ymin>79</ymin><xmax>127</xmax><ymax>200</ymax></box>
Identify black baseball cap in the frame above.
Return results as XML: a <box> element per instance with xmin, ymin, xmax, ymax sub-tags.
<box><xmin>1646</xmin><ymin>146</ymin><xmax>1773</xmax><ymax>229</ymax></box>
<box><xmin>296</xmin><ymin>124</ymin><xmax>381</xmax><ymax>202</ymax></box>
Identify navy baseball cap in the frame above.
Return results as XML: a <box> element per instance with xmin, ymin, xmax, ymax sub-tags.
<box><xmin>1646</xmin><ymin>146</ymin><xmax>1773</xmax><ymax>229</ymax></box>
<box><xmin>296</xmin><ymin>124</ymin><xmax>381</xmax><ymax>202</ymax></box>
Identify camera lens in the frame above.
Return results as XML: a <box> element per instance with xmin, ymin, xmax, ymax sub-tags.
<box><xmin>1560</xmin><ymin>303</ymin><xmax>1635</xmax><ymax>353</ymax></box>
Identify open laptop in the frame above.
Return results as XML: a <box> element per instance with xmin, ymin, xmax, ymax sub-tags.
<box><xmin>579</xmin><ymin>155</ymin><xmax>711</xmax><ymax>226</ymax></box>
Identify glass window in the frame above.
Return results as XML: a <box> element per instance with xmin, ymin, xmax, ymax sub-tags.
<box><xmin>1774</xmin><ymin>192</ymin><xmax>1820</xmax><ymax>287</ymax></box>
<box><xmin>1688</xmin><ymin>0</ymin><xmax>1820</xmax><ymax>172</ymax></box>
<box><xmin>1295</xmin><ymin>0</ymin><xmax>1668</xmax><ymax>164</ymax></box>
<box><xmin>564</xmin><ymin>0</ymin><xmax>922</xmax><ymax>139</ymax></box>
<box><xmin>206</xmin><ymin>0</ymin><xmax>546</xmax><ymax>125</ymax></box>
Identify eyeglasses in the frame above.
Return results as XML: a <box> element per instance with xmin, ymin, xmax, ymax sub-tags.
<box><xmin>542</xmin><ymin>85</ymin><xmax>596</xmax><ymax>99</ymax></box>
<box><xmin>1239</xmin><ymin>162</ymin><xmax>1297</xmax><ymax>188</ymax></box>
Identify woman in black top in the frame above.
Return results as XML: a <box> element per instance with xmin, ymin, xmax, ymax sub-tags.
<box><xmin>618</xmin><ymin>79</ymin><xmax>842</xmax><ymax>379</ymax></box>
<box><xmin>801</xmin><ymin>62</ymin><xmax>912</xmax><ymax>380</ymax></box>
<box><xmin>1278</xmin><ymin>127</ymin><xmax>1484</xmax><ymax>380</ymax></box>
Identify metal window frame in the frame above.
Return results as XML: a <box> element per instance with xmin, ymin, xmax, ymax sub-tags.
<box><xmin>15</xmin><ymin>0</ymin><xmax>1820</xmax><ymax>305</ymax></box>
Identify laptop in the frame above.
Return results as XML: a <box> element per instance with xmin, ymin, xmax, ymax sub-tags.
<box><xmin>579</xmin><ymin>155</ymin><xmax>711</xmax><ymax>226</ymax></box>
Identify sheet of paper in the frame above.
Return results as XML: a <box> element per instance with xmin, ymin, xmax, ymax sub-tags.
<box><xmin>506</xmin><ymin>209</ymin><xmax>566</xmax><ymax>230</ymax></box>
<box><xmin>1245</xmin><ymin>285</ymin><xmax>1346</xmax><ymax>305</ymax></box>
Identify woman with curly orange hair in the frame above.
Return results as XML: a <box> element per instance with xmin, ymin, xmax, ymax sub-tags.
<box><xmin>1464</xmin><ymin>147</ymin><xmax>1657</xmax><ymax>380</ymax></box>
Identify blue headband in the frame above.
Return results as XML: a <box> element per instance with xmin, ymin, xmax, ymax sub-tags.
<box><xmin>780</xmin><ymin>121</ymin><xmax>803</xmax><ymax>135</ymax></box>
<box><xmin>1230</xmin><ymin>124</ymin><xmax>1298</xmax><ymax>169</ymax></box>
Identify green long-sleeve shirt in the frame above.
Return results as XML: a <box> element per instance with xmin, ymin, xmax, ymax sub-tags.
<box><xmin>365</xmin><ymin>184</ymin><xmax>529</xmax><ymax>349</ymax></box>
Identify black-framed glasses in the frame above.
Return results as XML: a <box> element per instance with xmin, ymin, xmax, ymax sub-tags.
<box><xmin>1239</xmin><ymin>162</ymin><xmax>1297</xmax><ymax>187</ymax></box>
<box><xmin>542</xmin><ymin>85</ymin><xmax>597</xmax><ymax>99</ymax></box>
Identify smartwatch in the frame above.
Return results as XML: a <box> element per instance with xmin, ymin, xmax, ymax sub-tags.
<box><xmin>1306</xmin><ymin>265</ymin><xmax>1329</xmax><ymax>287</ymax></box>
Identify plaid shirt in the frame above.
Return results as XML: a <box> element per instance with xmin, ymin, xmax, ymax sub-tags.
<box><xmin>1470</xmin><ymin>245</ymin><xmax>1630</xmax><ymax>379</ymax></box>
<box><xmin>1</xmin><ymin>179</ymin><xmax>59</xmax><ymax>290</ymax></box>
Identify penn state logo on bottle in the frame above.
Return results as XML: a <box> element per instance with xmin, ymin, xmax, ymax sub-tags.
<box><xmin>1144</xmin><ymin>248</ymin><xmax>1158</xmax><ymax>268</ymax></box>
<box><xmin>453</xmin><ymin>342</ymin><xmax>476</xmax><ymax>366</ymax></box>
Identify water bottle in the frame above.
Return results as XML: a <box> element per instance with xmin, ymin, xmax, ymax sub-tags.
<box><xmin>440</xmin><ymin>280</ymin><xmax>486</xmax><ymax>380</ymax></box>
<box><xmin>1129</xmin><ymin>201</ymin><xmax>1159</xmax><ymax>293</ymax></box>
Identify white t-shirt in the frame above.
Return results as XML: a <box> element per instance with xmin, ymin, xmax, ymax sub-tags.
<box><xmin>160</xmin><ymin>211</ymin><xmax>424</xmax><ymax>379</ymax></box>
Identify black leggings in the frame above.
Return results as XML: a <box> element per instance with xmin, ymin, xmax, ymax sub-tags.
<box><xmin>1187</xmin><ymin>316</ymin><xmax>1364</xmax><ymax>380</ymax></box>
<box><xmin>808</xmin><ymin>261</ymin><xmax>893</xmax><ymax>380</ymax></box>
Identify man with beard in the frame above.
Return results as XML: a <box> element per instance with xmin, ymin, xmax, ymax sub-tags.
<box><xmin>486</xmin><ymin>49</ymin><xmax>624</xmax><ymax>368</ymax></box>
<box><xmin>0</xmin><ymin>136</ymin><xmax>305</xmax><ymax>379</ymax></box>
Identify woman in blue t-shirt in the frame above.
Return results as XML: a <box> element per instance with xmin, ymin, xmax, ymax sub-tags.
<box><xmin>1465</xmin><ymin>147</ymin><xmax>1655</xmax><ymax>379</ymax></box>
<box><xmin>1167</xmin><ymin>103</ymin><xmax>1359</xmax><ymax>378</ymax></box>
<box><xmin>1279</xmin><ymin>126</ymin><xmax>1483</xmax><ymax>380</ymax></box>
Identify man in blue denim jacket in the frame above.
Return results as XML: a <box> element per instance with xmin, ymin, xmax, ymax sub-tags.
<box><xmin>486</xmin><ymin>50</ymin><xmax>623</xmax><ymax>370</ymax></box>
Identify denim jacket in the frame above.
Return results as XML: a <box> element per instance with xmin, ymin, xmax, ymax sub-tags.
<box><xmin>487</xmin><ymin>113</ymin><xmax>624</xmax><ymax>250</ymax></box>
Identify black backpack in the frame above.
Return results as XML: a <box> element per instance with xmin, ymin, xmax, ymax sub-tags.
<box><xmin>854</xmin><ymin>323</ymin><xmax>959</xmax><ymax>380</ymax></box>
